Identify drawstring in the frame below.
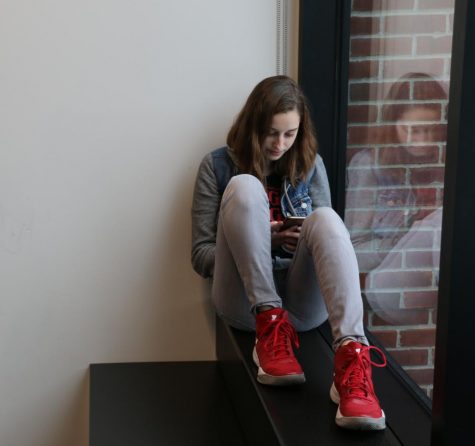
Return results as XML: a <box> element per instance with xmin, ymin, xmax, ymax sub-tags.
<box><xmin>283</xmin><ymin>178</ymin><xmax>297</xmax><ymax>215</ymax></box>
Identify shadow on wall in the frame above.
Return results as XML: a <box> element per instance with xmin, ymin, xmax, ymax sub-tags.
<box><xmin>87</xmin><ymin>154</ymin><xmax>217</xmax><ymax>366</ymax></box>
<box><xmin>28</xmin><ymin>371</ymin><xmax>89</xmax><ymax>446</ymax></box>
<box><xmin>56</xmin><ymin>372</ymin><xmax>89</xmax><ymax>446</ymax></box>
<box><xmin>91</xmin><ymin>162</ymin><xmax>216</xmax><ymax>362</ymax></box>
<box><xmin>151</xmin><ymin>169</ymin><xmax>216</xmax><ymax>358</ymax></box>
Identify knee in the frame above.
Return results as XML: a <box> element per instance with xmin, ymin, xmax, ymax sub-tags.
<box><xmin>222</xmin><ymin>174</ymin><xmax>266</xmax><ymax>208</ymax></box>
<box><xmin>303</xmin><ymin>207</ymin><xmax>349</xmax><ymax>239</ymax></box>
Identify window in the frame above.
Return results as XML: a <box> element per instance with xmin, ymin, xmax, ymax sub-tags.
<box><xmin>343</xmin><ymin>0</ymin><xmax>454</xmax><ymax>400</ymax></box>
<box><xmin>299</xmin><ymin>1</ymin><xmax>475</xmax><ymax>443</ymax></box>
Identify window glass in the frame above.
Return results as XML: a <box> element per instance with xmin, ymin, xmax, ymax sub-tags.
<box><xmin>344</xmin><ymin>0</ymin><xmax>454</xmax><ymax>400</ymax></box>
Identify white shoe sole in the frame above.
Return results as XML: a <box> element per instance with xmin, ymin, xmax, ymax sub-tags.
<box><xmin>252</xmin><ymin>346</ymin><xmax>306</xmax><ymax>386</ymax></box>
<box><xmin>330</xmin><ymin>382</ymin><xmax>386</xmax><ymax>430</ymax></box>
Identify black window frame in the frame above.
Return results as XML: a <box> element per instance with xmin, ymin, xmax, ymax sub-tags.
<box><xmin>298</xmin><ymin>1</ymin><xmax>475</xmax><ymax>445</ymax></box>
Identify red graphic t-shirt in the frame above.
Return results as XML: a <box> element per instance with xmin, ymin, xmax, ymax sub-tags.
<box><xmin>266</xmin><ymin>174</ymin><xmax>293</xmax><ymax>258</ymax></box>
<box><xmin>266</xmin><ymin>174</ymin><xmax>283</xmax><ymax>222</ymax></box>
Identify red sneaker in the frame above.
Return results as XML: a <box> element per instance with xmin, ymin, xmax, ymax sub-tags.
<box><xmin>253</xmin><ymin>308</ymin><xmax>305</xmax><ymax>385</ymax></box>
<box><xmin>331</xmin><ymin>341</ymin><xmax>387</xmax><ymax>430</ymax></box>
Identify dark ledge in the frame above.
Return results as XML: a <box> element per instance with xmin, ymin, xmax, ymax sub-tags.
<box><xmin>89</xmin><ymin>361</ymin><xmax>246</xmax><ymax>446</ymax></box>
<box><xmin>217</xmin><ymin>316</ymin><xmax>431</xmax><ymax>446</ymax></box>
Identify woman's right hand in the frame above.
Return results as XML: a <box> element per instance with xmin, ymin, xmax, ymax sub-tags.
<box><xmin>270</xmin><ymin>221</ymin><xmax>301</xmax><ymax>252</ymax></box>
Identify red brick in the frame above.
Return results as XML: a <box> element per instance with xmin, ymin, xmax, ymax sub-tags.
<box><xmin>379</xmin><ymin>167</ymin><xmax>408</xmax><ymax>184</ymax></box>
<box><xmin>404</xmin><ymin>291</ymin><xmax>438</xmax><ymax>308</ymax></box>
<box><xmin>349</xmin><ymin>81</ymin><xmax>409</xmax><ymax>101</ymax></box>
<box><xmin>405</xmin><ymin>250</ymin><xmax>439</xmax><ymax>268</ymax></box>
<box><xmin>405</xmin><ymin>368</ymin><xmax>434</xmax><ymax>386</ymax></box>
<box><xmin>372</xmin><ymin>270</ymin><xmax>433</xmax><ymax>288</ymax></box>
<box><xmin>349</xmin><ymin>60</ymin><xmax>379</xmax><ymax>79</ymax></box>
<box><xmin>414</xmin><ymin>187</ymin><xmax>438</xmax><ymax>205</ymax></box>
<box><xmin>379</xmin><ymin>145</ymin><xmax>440</xmax><ymax>164</ymax></box>
<box><xmin>416</xmin><ymin>35</ymin><xmax>453</xmax><ymax>56</ymax></box>
<box><xmin>351</xmin><ymin>37</ymin><xmax>412</xmax><ymax>57</ymax></box>
<box><xmin>383</xmin><ymin>59</ymin><xmax>445</xmax><ymax>81</ymax></box>
<box><xmin>384</xmin><ymin>15</ymin><xmax>446</xmax><ymax>34</ymax></box>
<box><xmin>413</xmin><ymin>81</ymin><xmax>449</xmax><ymax>100</ymax></box>
<box><xmin>370</xmin><ymin>329</ymin><xmax>398</xmax><ymax>347</ymax></box>
<box><xmin>404</xmin><ymin>124</ymin><xmax>447</xmax><ymax>144</ymax></box>
<box><xmin>382</xmin><ymin>103</ymin><xmax>442</xmax><ymax>122</ymax></box>
<box><xmin>410</xmin><ymin>167</ymin><xmax>445</xmax><ymax>185</ymax></box>
<box><xmin>427</xmin><ymin>124</ymin><xmax>447</xmax><ymax>142</ymax></box>
<box><xmin>418</xmin><ymin>0</ymin><xmax>455</xmax><ymax>9</ymax></box>
<box><xmin>387</xmin><ymin>348</ymin><xmax>429</xmax><ymax>366</ymax></box>
<box><xmin>348</xmin><ymin>125</ymin><xmax>402</xmax><ymax>144</ymax></box>
<box><xmin>350</xmin><ymin>16</ymin><xmax>381</xmax><ymax>35</ymax></box>
<box><xmin>441</xmin><ymin>145</ymin><xmax>446</xmax><ymax>163</ymax></box>
<box><xmin>372</xmin><ymin>309</ymin><xmax>429</xmax><ymax>326</ymax></box>
<box><xmin>347</xmin><ymin>105</ymin><xmax>378</xmax><ymax>123</ymax></box>
<box><xmin>400</xmin><ymin>328</ymin><xmax>436</xmax><ymax>346</ymax></box>
<box><xmin>406</xmin><ymin>145</ymin><xmax>442</xmax><ymax>163</ymax></box>
<box><xmin>352</xmin><ymin>0</ymin><xmax>415</xmax><ymax>11</ymax></box>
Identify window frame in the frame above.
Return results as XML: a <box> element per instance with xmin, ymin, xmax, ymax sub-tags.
<box><xmin>298</xmin><ymin>1</ymin><xmax>475</xmax><ymax>444</ymax></box>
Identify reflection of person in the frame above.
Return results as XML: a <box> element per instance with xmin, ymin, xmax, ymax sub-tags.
<box><xmin>192</xmin><ymin>76</ymin><xmax>387</xmax><ymax>430</ymax></box>
<box><xmin>364</xmin><ymin>208</ymin><xmax>442</xmax><ymax>324</ymax></box>
<box><xmin>345</xmin><ymin>73</ymin><xmax>446</xmax><ymax>323</ymax></box>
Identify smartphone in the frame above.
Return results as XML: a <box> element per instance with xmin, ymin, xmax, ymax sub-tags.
<box><xmin>280</xmin><ymin>216</ymin><xmax>306</xmax><ymax>230</ymax></box>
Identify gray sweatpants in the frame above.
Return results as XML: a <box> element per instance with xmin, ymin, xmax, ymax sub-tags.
<box><xmin>212</xmin><ymin>174</ymin><xmax>368</xmax><ymax>349</ymax></box>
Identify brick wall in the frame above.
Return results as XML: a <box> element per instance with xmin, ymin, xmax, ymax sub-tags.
<box><xmin>344</xmin><ymin>0</ymin><xmax>454</xmax><ymax>398</ymax></box>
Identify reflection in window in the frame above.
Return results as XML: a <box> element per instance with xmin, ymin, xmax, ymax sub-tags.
<box><xmin>344</xmin><ymin>0</ymin><xmax>454</xmax><ymax>399</ymax></box>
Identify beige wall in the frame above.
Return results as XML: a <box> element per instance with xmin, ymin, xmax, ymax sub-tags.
<box><xmin>0</xmin><ymin>1</ymin><xmax>297</xmax><ymax>444</ymax></box>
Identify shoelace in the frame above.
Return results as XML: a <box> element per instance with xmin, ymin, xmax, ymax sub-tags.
<box><xmin>342</xmin><ymin>345</ymin><xmax>387</xmax><ymax>400</ymax></box>
<box><xmin>261</xmin><ymin>316</ymin><xmax>300</xmax><ymax>359</ymax></box>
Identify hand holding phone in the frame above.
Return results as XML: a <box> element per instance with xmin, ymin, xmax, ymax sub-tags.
<box><xmin>280</xmin><ymin>216</ymin><xmax>306</xmax><ymax>231</ymax></box>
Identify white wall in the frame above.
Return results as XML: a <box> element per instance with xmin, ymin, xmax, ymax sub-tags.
<box><xmin>0</xmin><ymin>1</ymin><xmax>289</xmax><ymax>444</ymax></box>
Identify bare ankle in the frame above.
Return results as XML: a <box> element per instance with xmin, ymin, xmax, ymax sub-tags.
<box><xmin>256</xmin><ymin>305</ymin><xmax>276</xmax><ymax>313</ymax></box>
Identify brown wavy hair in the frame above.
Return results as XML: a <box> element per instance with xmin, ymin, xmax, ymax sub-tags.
<box><xmin>226</xmin><ymin>75</ymin><xmax>317</xmax><ymax>185</ymax></box>
<box><xmin>381</xmin><ymin>72</ymin><xmax>448</xmax><ymax>164</ymax></box>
